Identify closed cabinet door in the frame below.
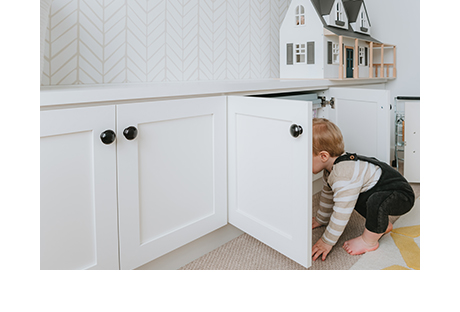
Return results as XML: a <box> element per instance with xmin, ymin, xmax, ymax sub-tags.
<box><xmin>117</xmin><ymin>97</ymin><xmax>227</xmax><ymax>269</ymax></box>
<box><xmin>403</xmin><ymin>100</ymin><xmax>420</xmax><ymax>182</ymax></box>
<box><xmin>227</xmin><ymin>96</ymin><xmax>312</xmax><ymax>268</ymax></box>
<box><xmin>40</xmin><ymin>106</ymin><xmax>119</xmax><ymax>270</ymax></box>
<box><xmin>324</xmin><ymin>87</ymin><xmax>391</xmax><ymax>164</ymax></box>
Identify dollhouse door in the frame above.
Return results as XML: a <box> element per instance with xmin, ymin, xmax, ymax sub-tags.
<box><xmin>346</xmin><ymin>48</ymin><xmax>354</xmax><ymax>78</ymax></box>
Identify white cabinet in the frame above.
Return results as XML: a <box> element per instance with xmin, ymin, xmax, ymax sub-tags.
<box><xmin>116</xmin><ymin>97</ymin><xmax>227</xmax><ymax>269</ymax></box>
<box><xmin>41</xmin><ymin>97</ymin><xmax>227</xmax><ymax>270</ymax></box>
<box><xmin>227</xmin><ymin>96</ymin><xmax>312</xmax><ymax>268</ymax></box>
<box><xmin>403</xmin><ymin>100</ymin><xmax>420</xmax><ymax>182</ymax></box>
<box><xmin>40</xmin><ymin>106</ymin><xmax>119</xmax><ymax>270</ymax></box>
<box><xmin>40</xmin><ymin>86</ymin><xmax>391</xmax><ymax>270</ymax></box>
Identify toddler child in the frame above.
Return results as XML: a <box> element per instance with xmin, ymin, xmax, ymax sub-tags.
<box><xmin>311</xmin><ymin>118</ymin><xmax>415</xmax><ymax>261</ymax></box>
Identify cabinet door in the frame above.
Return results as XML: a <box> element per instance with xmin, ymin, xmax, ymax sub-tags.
<box><xmin>404</xmin><ymin>100</ymin><xmax>420</xmax><ymax>182</ymax></box>
<box><xmin>40</xmin><ymin>106</ymin><xmax>119</xmax><ymax>270</ymax></box>
<box><xmin>117</xmin><ymin>97</ymin><xmax>227</xmax><ymax>269</ymax></box>
<box><xmin>326</xmin><ymin>88</ymin><xmax>391</xmax><ymax>164</ymax></box>
<box><xmin>227</xmin><ymin>96</ymin><xmax>312</xmax><ymax>268</ymax></box>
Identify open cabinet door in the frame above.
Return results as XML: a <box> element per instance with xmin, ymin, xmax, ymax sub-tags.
<box><xmin>327</xmin><ymin>88</ymin><xmax>391</xmax><ymax>164</ymax></box>
<box><xmin>227</xmin><ymin>96</ymin><xmax>312</xmax><ymax>268</ymax></box>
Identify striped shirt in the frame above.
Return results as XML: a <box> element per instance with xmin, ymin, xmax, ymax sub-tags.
<box><xmin>316</xmin><ymin>158</ymin><xmax>382</xmax><ymax>246</ymax></box>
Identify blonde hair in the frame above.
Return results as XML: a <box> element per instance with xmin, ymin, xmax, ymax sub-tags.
<box><xmin>312</xmin><ymin>118</ymin><xmax>344</xmax><ymax>156</ymax></box>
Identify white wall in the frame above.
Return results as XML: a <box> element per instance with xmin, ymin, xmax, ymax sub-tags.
<box><xmin>41</xmin><ymin>0</ymin><xmax>419</xmax><ymax>92</ymax></box>
<box><xmin>365</xmin><ymin>0</ymin><xmax>420</xmax><ymax>98</ymax></box>
<box><xmin>41</xmin><ymin>0</ymin><xmax>290</xmax><ymax>86</ymax></box>
<box><xmin>365</xmin><ymin>0</ymin><xmax>420</xmax><ymax>162</ymax></box>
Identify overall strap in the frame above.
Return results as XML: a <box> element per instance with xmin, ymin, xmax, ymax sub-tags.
<box><xmin>334</xmin><ymin>152</ymin><xmax>383</xmax><ymax>168</ymax></box>
<box><xmin>334</xmin><ymin>152</ymin><xmax>358</xmax><ymax>164</ymax></box>
<box><xmin>333</xmin><ymin>153</ymin><xmax>415</xmax><ymax>206</ymax></box>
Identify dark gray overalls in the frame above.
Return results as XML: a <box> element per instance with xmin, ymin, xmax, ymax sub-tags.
<box><xmin>333</xmin><ymin>153</ymin><xmax>415</xmax><ymax>234</ymax></box>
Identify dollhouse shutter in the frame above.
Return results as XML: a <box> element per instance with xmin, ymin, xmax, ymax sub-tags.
<box><xmin>365</xmin><ymin>47</ymin><xmax>368</xmax><ymax>66</ymax></box>
<box><xmin>287</xmin><ymin>44</ymin><xmax>293</xmax><ymax>65</ymax></box>
<box><xmin>327</xmin><ymin>42</ymin><xmax>332</xmax><ymax>64</ymax></box>
<box><xmin>307</xmin><ymin>42</ymin><xmax>315</xmax><ymax>64</ymax></box>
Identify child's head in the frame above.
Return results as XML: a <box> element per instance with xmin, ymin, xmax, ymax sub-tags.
<box><xmin>312</xmin><ymin>118</ymin><xmax>344</xmax><ymax>156</ymax></box>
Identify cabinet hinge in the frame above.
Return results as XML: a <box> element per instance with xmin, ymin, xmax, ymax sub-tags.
<box><xmin>319</xmin><ymin>96</ymin><xmax>335</xmax><ymax>109</ymax></box>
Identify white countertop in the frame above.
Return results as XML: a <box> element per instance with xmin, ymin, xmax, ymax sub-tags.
<box><xmin>40</xmin><ymin>78</ymin><xmax>389</xmax><ymax>108</ymax></box>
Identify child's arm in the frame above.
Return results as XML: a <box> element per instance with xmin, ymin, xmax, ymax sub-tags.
<box><xmin>312</xmin><ymin>182</ymin><xmax>356</xmax><ymax>262</ymax></box>
<box><xmin>312</xmin><ymin>161</ymin><xmax>379</xmax><ymax>260</ymax></box>
<box><xmin>315</xmin><ymin>173</ymin><xmax>334</xmax><ymax>226</ymax></box>
<box><xmin>320</xmin><ymin>166</ymin><xmax>362</xmax><ymax>246</ymax></box>
<box><xmin>320</xmin><ymin>186</ymin><xmax>358</xmax><ymax>246</ymax></box>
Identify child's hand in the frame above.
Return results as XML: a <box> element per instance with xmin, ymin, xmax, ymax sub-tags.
<box><xmin>312</xmin><ymin>238</ymin><xmax>333</xmax><ymax>261</ymax></box>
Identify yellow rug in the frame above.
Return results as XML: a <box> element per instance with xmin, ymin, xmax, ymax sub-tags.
<box><xmin>384</xmin><ymin>225</ymin><xmax>420</xmax><ymax>270</ymax></box>
<box><xmin>349</xmin><ymin>198</ymin><xmax>420</xmax><ymax>270</ymax></box>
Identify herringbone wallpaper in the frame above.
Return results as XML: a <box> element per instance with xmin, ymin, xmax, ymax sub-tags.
<box><xmin>42</xmin><ymin>0</ymin><xmax>291</xmax><ymax>86</ymax></box>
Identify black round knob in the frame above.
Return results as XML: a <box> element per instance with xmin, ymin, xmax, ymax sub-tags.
<box><xmin>290</xmin><ymin>124</ymin><xmax>303</xmax><ymax>138</ymax></box>
<box><xmin>123</xmin><ymin>126</ymin><xmax>138</xmax><ymax>140</ymax></box>
<box><xmin>100</xmin><ymin>130</ymin><xmax>116</xmax><ymax>145</ymax></box>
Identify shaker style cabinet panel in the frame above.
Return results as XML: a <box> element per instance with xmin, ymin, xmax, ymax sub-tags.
<box><xmin>322</xmin><ymin>88</ymin><xmax>391</xmax><ymax>164</ymax></box>
<box><xmin>40</xmin><ymin>106</ymin><xmax>119</xmax><ymax>270</ymax></box>
<box><xmin>227</xmin><ymin>96</ymin><xmax>313</xmax><ymax>268</ymax></box>
<box><xmin>116</xmin><ymin>97</ymin><xmax>227</xmax><ymax>269</ymax></box>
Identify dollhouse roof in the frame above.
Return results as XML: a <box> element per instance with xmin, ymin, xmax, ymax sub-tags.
<box><xmin>312</xmin><ymin>0</ymin><xmax>336</xmax><ymax>15</ymax></box>
<box><xmin>310</xmin><ymin>0</ymin><xmax>382</xmax><ymax>43</ymax></box>
<box><xmin>343</xmin><ymin>0</ymin><xmax>369</xmax><ymax>24</ymax></box>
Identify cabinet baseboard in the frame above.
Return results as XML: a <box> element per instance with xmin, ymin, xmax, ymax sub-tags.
<box><xmin>135</xmin><ymin>224</ymin><xmax>244</xmax><ymax>270</ymax></box>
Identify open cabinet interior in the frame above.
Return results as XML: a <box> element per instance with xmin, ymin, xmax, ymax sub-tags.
<box><xmin>253</xmin><ymin>87</ymin><xmax>391</xmax><ymax>163</ymax></box>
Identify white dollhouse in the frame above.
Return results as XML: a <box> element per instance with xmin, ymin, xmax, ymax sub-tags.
<box><xmin>280</xmin><ymin>0</ymin><xmax>396</xmax><ymax>80</ymax></box>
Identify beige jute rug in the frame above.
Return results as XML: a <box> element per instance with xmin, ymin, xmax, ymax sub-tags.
<box><xmin>180</xmin><ymin>184</ymin><xmax>419</xmax><ymax>270</ymax></box>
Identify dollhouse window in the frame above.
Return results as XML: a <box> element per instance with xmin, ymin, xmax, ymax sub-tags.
<box><xmin>327</xmin><ymin>42</ymin><xmax>340</xmax><ymax>64</ymax></box>
<box><xmin>295</xmin><ymin>43</ymin><xmax>306</xmax><ymax>63</ymax></box>
<box><xmin>336</xmin><ymin>2</ymin><xmax>344</xmax><ymax>22</ymax></box>
<box><xmin>356</xmin><ymin>47</ymin><xmax>368</xmax><ymax>66</ymax></box>
<box><xmin>360</xmin><ymin>11</ymin><xmax>368</xmax><ymax>31</ymax></box>
<box><xmin>295</xmin><ymin>5</ymin><xmax>305</xmax><ymax>26</ymax></box>
<box><xmin>332</xmin><ymin>43</ymin><xmax>339</xmax><ymax>64</ymax></box>
<box><xmin>359</xmin><ymin>47</ymin><xmax>365</xmax><ymax>65</ymax></box>
<box><xmin>360</xmin><ymin>12</ymin><xmax>366</xmax><ymax>28</ymax></box>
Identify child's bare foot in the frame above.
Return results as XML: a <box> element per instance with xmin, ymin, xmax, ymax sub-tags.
<box><xmin>343</xmin><ymin>236</ymin><xmax>379</xmax><ymax>255</ymax></box>
<box><xmin>342</xmin><ymin>228</ymin><xmax>385</xmax><ymax>255</ymax></box>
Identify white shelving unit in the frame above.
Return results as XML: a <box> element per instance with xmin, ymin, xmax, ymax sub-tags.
<box><xmin>393</xmin><ymin>96</ymin><xmax>420</xmax><ymax>182</ymax></box>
